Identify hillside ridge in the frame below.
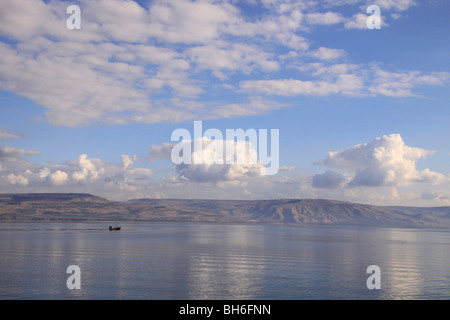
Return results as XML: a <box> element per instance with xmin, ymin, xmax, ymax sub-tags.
<box><xmin>1</xmin><ymin>193</ymin><xmax>449</xmax><ymax>228</ymax></box>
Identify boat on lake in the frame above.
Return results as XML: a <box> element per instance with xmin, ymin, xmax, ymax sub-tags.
<box><xmin>108</xmin><ymin>226</ymin><xmax>121</xmax><ymax>231</ymax></box>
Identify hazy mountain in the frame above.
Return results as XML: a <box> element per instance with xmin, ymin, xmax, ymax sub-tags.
<box><xmin>1</xmin><ymin>193</ymin><xmax>450</xmax><ymax>228</ymax></box>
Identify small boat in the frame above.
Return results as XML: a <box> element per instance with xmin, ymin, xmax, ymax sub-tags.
<box><xmin>108</xmin><ymin>226</ymin><xmax>121</xmax><ymax>231</ymax></box>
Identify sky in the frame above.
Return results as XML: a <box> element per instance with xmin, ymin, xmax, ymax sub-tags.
<box><xmin>0</xmin><ymin>0</ymin><xmax>449</xmax><ymax>206</ymax></box>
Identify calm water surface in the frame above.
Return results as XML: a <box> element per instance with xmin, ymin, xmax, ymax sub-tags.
<box><xmin>0</xmin><ymin>222</ymin><xmax>449</xmax><ymax>299</ymax></box>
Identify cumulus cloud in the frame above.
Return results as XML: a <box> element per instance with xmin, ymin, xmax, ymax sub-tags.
<box><xmin>121</xmin><ymin>154</ymin><xmax>138</xmax><ymax>170</ymax></box>
<box><xmin>71</xmin><ymin>154</ymin><xmax>104</xmax><ymax>183</ymax></box>
<box><xmin>149</xmin><ymin>137</ymin><xmax>268</xmax><ymax>185</ymax></box>
<box><xmin>49</xmin><ymin>170</ymin><xmax>69</xmax><ymax>186</ymax></box>
<box><xmin>176</xmin><ymin>140</ymin><xmax>263</xmax><ymax>183</ymax></box>
<box><xmin>1</xmin><ymin>138</ymin><xmax>447</xmax><ymax>206</ymax></box>
<box><xmin>315</xmin><ymin>133</ymin><xmax>446</xmax><ymax>188</ymax></box>
<box><xmin>0</xmin><ymin>148</ymin><xmax>153</xmax><ymax>199</ymax></box>
<box><xmin>6</xmin><ymin>173</ymin><xmax>29</xmax><ymax>186</ymax></box>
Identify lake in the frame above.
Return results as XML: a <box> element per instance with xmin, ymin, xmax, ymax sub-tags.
<box><xmin>0</xmin><ymin>222</ymin><xmax>449</xmax><ymax>300</ymax></box>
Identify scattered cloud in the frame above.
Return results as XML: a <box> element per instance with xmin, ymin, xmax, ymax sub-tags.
<box><xmin>308</xmin><ymin>47</ymin><xmax>347</xmax><ymax>61</ymax></box>
<box><xmin>0</xmin><ymin>146</ymin><xmax>153</xmax><ymax>199</ymax></box>
<box><xmin>187</xmin><ymin>41</ymin><xmax>280</xmax><ymax>79</ymax></box>
<box><xmin>0</xmin><ymin>0</ymin><xmax>448</xmax><ymax>207</ymax></box>
<box><xmin>369</xmin><ymin>68</ymin><xmax>450</xmax><ymax>97</ymax></box>
<box><xmin>240</xmin><ymin>75</ymin><xmax>365</xmax><ymax>97</ymax></box>
<box><xmin>344</xmin><ymin>13</ymin><xmax>371</xmax><ymax>29</ymax></box>
<box><xmin>375</xmin><ymin>0</ymin><xmax>417</xmax><ymax>11</ymax></box>
<box><xmin>0</xmin><ymin>129</ymin><xmax>24</xmax><ymax>140</ymax></box>
<box><xmin>306</xmin><ymin>11</ymin><xmax>345</xmax><ymax>25</ymax></box>
<box><xmin>0</xmin><ymin>0</ymin><xmax>443</xmax><ymax>127</ymax></box>
<box><xmin>0</xmin><ymin>145</ymin><xmax>40</xmax><ymax>161</ymax></box>
<box><xmin>240</xmin><ymin>63</ymin><xmax>449</xmax><ymax>98</ymax></box>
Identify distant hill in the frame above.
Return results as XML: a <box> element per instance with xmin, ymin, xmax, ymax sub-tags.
<box><xmin>1</xmin><ymin>193</ymin><xmax>450</xmax><ymax>228</ymax></box>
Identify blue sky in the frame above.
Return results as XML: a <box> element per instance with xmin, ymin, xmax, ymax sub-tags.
<box><xmin>0</xmin><ymin>0</ymin><xmax>449</xmax><ymax>205</ymax></box>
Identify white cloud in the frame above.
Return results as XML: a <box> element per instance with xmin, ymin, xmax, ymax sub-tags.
<box><xmin>308</xmin><ymin>47</ymin><xmax>346</xmax><ymax>61</ymax></box>
<box><xmin>0</xmin><ymin>150</ymin><xmax>155</xmax><ymax>199</ymax></box>
<box><xmin>274</xmin><ymin>32</ymin><xmax>309</xmax><ymax>51</ymax></box>
<box><xmin>279</xmin><ymin>165</ymin><xmax>297</xmax><ymax>172</ymax></box>
<box><xmin>344</xmin><ymin>13</ymin><xmax>370</xmax><ymax>29</ymax></box>
<box><xmin>369</xmin><ymin>68</ymin><xmax>450</xmax><ymax>97</ymax></box>
<box><xmin>84</xmin><ymin>0</ymin><xmax>151</xmax><ymax>42</ymax></box>
<box><xmin>0</xmin><ymin>0</ymin><xmax>443</xmax><ymax>128</ymax></box>
<box><xmin>149</xmin><ymin>138</ymin><xmax>266</xmax><ymax>185</ymax></box>
<box><xmin>209</xmin><ymin>97</ymin><xmax>286</xmax><ymax>119</ymax></box>
<box><xmin>0</xmin><ymin>41</ymin><xmax>151</xmax><ymax>126</ymax></box>
<box><xmin>72</xmin><ymin>154</ymin><xmax>105</xmax><ymax>182</ymax></box>
<box><xmin>0</xmin><ymin>0</ymin><xmax>55</xmax><ymax>40</ymax></box>
<box><xmin>241</xmin><ymin>79</ymin><xmax>331</xmax><ymax>96</ymax></box>
<box><xmin>39</xmin><ymin>167</ymin><xmax>50</xmax><ymax>179</ymax></box>
<box><xmin>49</xmin><ymin>170</ymin><xmax>69</xmax><ymax>186</ymax></box>
<box><xmin>299</xmin><ymin>62</ymin><xmax>359</xmax><ymax>76</ymax></box>
<box><xmin>240</xmin><ymin>63</ymin><xmax>449</xmax><ymax>98</ymax></box>
<box><xmin>6</xmin><ymin>173</ymin><xmax>29</xmax><ymax>186</ymax></box>
<box><xmin>147</xmin><ymin>0</ymin><xmax>239</xmax><ymax>44</ymax></box>
<box><xmin>305</xmin><ymin>11</ymin><xmax>345</xmax><ymax>25</ymax></box>
<box><xmin>1</xmin><ymin>140</ymin><xmax>448</xmax><ymax>206</ymax></box>
<box><xmin>121</xmin><ymin>154</ymin><xmax>138</xmax><ymax>170</ymax></box>
<box><xmin>317</xmin><ymin>133</ymin><xmax>446</xmax><ymax>187</ymax></box>
<box><xmin>187</xmin><ymin>41</ymin><xmax>279</xmax><ymax>79</ymax></box>
<box><xmin>240</xmin><ymin>76</ymin><xmax>365</xmax><ymax>97</ymax></box>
